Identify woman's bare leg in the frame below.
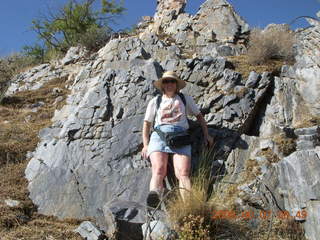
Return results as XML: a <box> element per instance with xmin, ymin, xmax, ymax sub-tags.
<box><xmin>173</xmin><ymin>154</ymin><xmax>191</xmax><ymax>201</ymax></box>
<box><xmin>149</xmin><ymin>152</ymin><xmax>168</xmax><ymax>191</ymax></box>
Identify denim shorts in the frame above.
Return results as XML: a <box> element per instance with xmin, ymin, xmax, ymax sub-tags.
<box><xmin>147</xmin><ymin>125</ymin><xmax>191</xmax><ymax>158</ymax></box>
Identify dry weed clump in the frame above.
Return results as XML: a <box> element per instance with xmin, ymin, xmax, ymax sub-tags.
<box><xmin>259</xmin><ymin>148</ymin><xmax>280</xmax><ymax>164</ymax></box>
<box><xmin>273</xmin><ymin>134</ymin><xmax>296</xmax><ymax>157</ymax></box>
<box><xmin>177</xmin><ymin>215</ymin><xmax>211</xmax><ymax>240</ymax></box>
<box><xmin>294</xmin><ymin>115</ymin><xmax>320</xmax><ymax>129</ymax></box>
<box><xmin>247</xmin><ymin>27</ymin><xmax>296</xmax><ymax>65</ymax></box>
<box><xmin>242</xmin><ymin>159</ymin><xmax>261</xmax><ymax>183</ymax></box>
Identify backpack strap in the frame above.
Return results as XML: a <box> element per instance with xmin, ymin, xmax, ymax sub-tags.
<box><xmin>156</xmin><ymin>94</ymin><xmax>162</xmax><ymax>112</ymax></box>
<box><xmin>178</xmin><ymin>92</ymin><xmax>186</xmax><ymax>107</ymax></box>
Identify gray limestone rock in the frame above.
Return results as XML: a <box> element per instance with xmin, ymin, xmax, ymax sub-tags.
<box><xmin>61</xmin><ymin>46</ymin><xmax>87</xmax><ymax>65</ymax></box>
<box><xmin>193</xmin><ymin>0</ymin><xmax>249</xmax><ymax>42</ymax></box>
<box><xmin>295</xmin><ymin>126</ymin><xmax>320</xmax><ymax>151</ymax></box>
<box><xmin>305</xmin><ymin>200</ymin><xmax>320</xmax><ymax>240</ymax></box>
<box><xmin>245</xmin><ymin>72</ymin><xmax>260</xmax><ymax>88</ymax></box>
<box><xmin>295</xmin><ymin>21</ymin><xmax>320</xmax><ymax>116</ymax></box>
<box><xmin>216</xmin><ymin>45</ymin><xmax>235</xmax><ymax>56</ymax></box>
<box><xmin>277</xmin><ymin>148</ymin><xmax>320</xmax><ymax>215</ymax></box>
<box><xmin>102</xmin><ymin>200</ymin><xmax>146</xmax><ymax>240</ymax></box>
<box><xmin>142</xmin><ymin>221</ymin><xmax>176</xmax><ymax>240</ymax></box>
<box><xmin>74</xmin><ymin>221</ymin><xmax>104</xmax><ymax>240</ymax></box>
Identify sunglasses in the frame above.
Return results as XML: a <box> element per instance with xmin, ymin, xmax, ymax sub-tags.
<box><xmin>162</xmin><ymin>79</ymin><xmax>177</xmax><ymax>84</ymax></box>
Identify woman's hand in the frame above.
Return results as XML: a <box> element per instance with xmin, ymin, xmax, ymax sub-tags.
<box><xmin>196</xmin><ymin>113</ymin><xmax>214</xmax><ymax>148</ymax></box>
<box><xmin>141</xmin><ymin>145</ymin><xmax>148</xmax><ymax>159</ymax></box>
<box><xmin>142</xmin><ymin>121</ymin><xmax>151</xmax><ymax>159</ymax></box>
<box><xmin>204</xmin><ymin>135</ymin><xmax>214</xmax><ymax>147</ymax></box>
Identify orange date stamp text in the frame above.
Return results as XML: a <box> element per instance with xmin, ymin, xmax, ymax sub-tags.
<box><xmin>211</xmin><ymin>209</ymin><xmax>307</xmax><ymax>220</ymax></box>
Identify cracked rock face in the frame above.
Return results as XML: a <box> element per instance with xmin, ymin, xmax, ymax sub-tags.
<box><xmin>14</xmin><ymin>1</ymin><xmax>320</xmax><ymax>239</ymax></box>
<box><xmin>154</xmin><ymin>0</ymin><xmax>186</xmax><ymax>22</ymax></box>
<box><xmin>143</xmin><ymin>0</ymin><xmax>249</xmax><ymax>57</ymax></box>
<box><xmin>225</xmin><ymin>21</ymin><xmax>320</xmax><ymax>240</ymax></box>
<box><xmin>295</xmin><ymin>19</ymin><xmax>320</xmax><ymax>117</ymax></box>
<box><xmin>193</xmin><ymin>0</ymin><xmax>249</xmax><ymax>42</ymax></box>
<box><xmin>23</xmin><ymin>30</ymin><xmax>272</xmax><ymax>231</ymax></box>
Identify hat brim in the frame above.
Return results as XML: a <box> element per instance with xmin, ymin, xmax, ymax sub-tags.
<box><xmin>154</xmin><ymin>76</ymin><xmax>186</xmax><ymax>92</ymax></box>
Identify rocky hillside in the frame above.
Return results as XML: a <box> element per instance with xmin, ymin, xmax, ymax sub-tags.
<box><xmin>1</xmin><ymin>0</ymin><xmax>320</xmax><ymax>239</ymax></box>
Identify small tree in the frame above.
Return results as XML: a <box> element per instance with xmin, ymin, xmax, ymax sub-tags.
<box><xmin>30</xmin><ymin>0</ymin><xmax>125</xmax><ymax>53</ymax></box>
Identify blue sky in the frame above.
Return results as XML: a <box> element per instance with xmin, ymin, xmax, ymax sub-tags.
<box><xmin>0</xmin><ymin>0</ymin><xmax>319</xmax><ymax>56</ymax></box>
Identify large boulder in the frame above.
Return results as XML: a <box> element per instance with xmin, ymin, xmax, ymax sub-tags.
<box><xmin>140</xmin><ymin>0</ymin><xmax>249</xmax><ymax>58</ymax></box>
<box><xmin>192</xmin><ymin>0</ymin><xmax>249</xmax><ymax>42</ymax></box>
<box><xmin>295</xmin><ymin>19</ymin><xmax>320</xmax><ymax>116</ymax></box>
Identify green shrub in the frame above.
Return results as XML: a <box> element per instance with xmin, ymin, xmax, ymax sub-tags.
<box><xmin>247</xmin><ymin>27</ymin><xmax>296</xmax><ymax>65</ymax></box>
<box><xmin>22</xmin><ymin>44</ymin><xmax>46</xmax><ymax>64</ymax></box>
<box><xmin>78</xmin><ymin>26</ymin><xmax>112</xmax><ymax>51</ymax></box>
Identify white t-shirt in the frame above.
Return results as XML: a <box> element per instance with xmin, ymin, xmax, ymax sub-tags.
<box><xmin>144</xmin><ymin>94</ymin><xmax>201</xmax><ymax>129</ymax></box>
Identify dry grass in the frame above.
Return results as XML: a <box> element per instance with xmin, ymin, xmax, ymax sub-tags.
<box><xmin>227</xmin><ymin>54</ymin><xmax>285</xmax><ymax>80</ymax></box>
<box><xmin>0</xmin><ymin>162</ymin><xmax>83</xmax><ymax>240</ymax></box>
<box><xmin>167</xmin><ymin>182</ymin><xmax>306</xmax><ymax>240</ymax></box>
<box><xmin>247</xmin><ymin>27</ymin><xmax>296</xmax><ymax>65</ymax></box>
<box><xmin>166</xmin><ymin>148</ymin><xmax>306</xmax><ymax>240</ymax></box>
<box><xmin>0</xmin><ymin>76</ymin><xmax>87</xmax><ymax>239</ymax></box>
<box><xmin>242</xmin><ymin>159</ymin><xmax>262</xmax><ymax>182</ymax></box>
<box><xmin>273</xmin><ymin>134</ymin><xmax>296</xmax><ymax>157</ymax></box>
<box><xmin>0</xmin><ymin>76</ymin><xmax>68</xmax><ymax>165</ymax></box>
<box><xmin>259</xmin><ymin>148</ymin><xmax>280</xmax><ymax>164</ymax></box>
<box><xmin>294</xmin><ymin>115</ymin><xmax>320</xmax><ymax>129</ymax></box>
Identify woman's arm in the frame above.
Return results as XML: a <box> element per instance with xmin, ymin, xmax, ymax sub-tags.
<box><xmin>196</xmin><ymin>113</ymin><xmax>214</xmax><ymax>147</ymax></box>
<box><xmin>142</xmin><ymin>120</ymin><xmax>151</xmax><ymax>159</ymax></box>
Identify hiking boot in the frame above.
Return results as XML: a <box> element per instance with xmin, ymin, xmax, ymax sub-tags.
<box><xmin>146</xmin><ymin>190</ymin><xmax>161</xmax><ymax>209</ymax></box>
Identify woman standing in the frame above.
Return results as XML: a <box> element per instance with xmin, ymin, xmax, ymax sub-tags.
<box><xmin>142</xmin><ymin>71</ymin><xmax>213</xmax><ymax>207</ymax></box>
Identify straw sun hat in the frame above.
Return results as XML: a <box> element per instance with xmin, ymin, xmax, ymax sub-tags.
<box><xmin>153</xmin><ymin>71</ymin><xmax>186</xmax><ymax>92</ymax></box>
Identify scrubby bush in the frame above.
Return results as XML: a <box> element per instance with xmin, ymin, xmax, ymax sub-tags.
<box><xmin>78</xmin><ymin>25</ymin><xmax>112</xmax><ymax>51</ymax></box>
<box><xmin>178</xmin><ymin>215</ymin><xmax>211</xmax><ymax>240</ymax></box>
<box><xmin>22</xmin><ymin>44</ymin><xmax>46</xmax><ymax>64</ymax></box>
<box><xmin>247</xmin><ymin>26</ymin><xmax>296</xmax><ymax>65</ymax></box>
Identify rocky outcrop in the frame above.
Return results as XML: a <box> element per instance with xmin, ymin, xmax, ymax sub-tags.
<box><xmin>3</xmin><ymin>0</ymin><xmax>319</xmax><ymax>239</ymax></box>
<box><xmin>192</xmin><ymin>0</ymin><xmax>249</xmax><ymax>42</ymax></box>
<box><xmin>154</xmin><ymin>0</ymin><xmax>186</xmax><ymax>22</ymax></box>
<box><xmin>140</xmin><ymin>0</ymin><xmax>249</xmax><ymax>58</ymax></box>
<box><xmin>225</xmin><ymin>17</ymin><xmax>320</xmax><ymax>240</ymax></box>
<box><xmin>23</xmin><ymin>31</ymin><xmax>271</xmax><ymax>230</ymax></box>
<box><xmin>295</xmin><ymin>18</ymin><xmax>320</xmax><ymax>117</ymax></box>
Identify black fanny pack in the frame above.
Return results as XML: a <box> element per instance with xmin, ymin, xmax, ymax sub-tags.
<box><xmin>155</xmin><ymin>128</ymin><xmax>191</xmax><ymax>148</ymax></box>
